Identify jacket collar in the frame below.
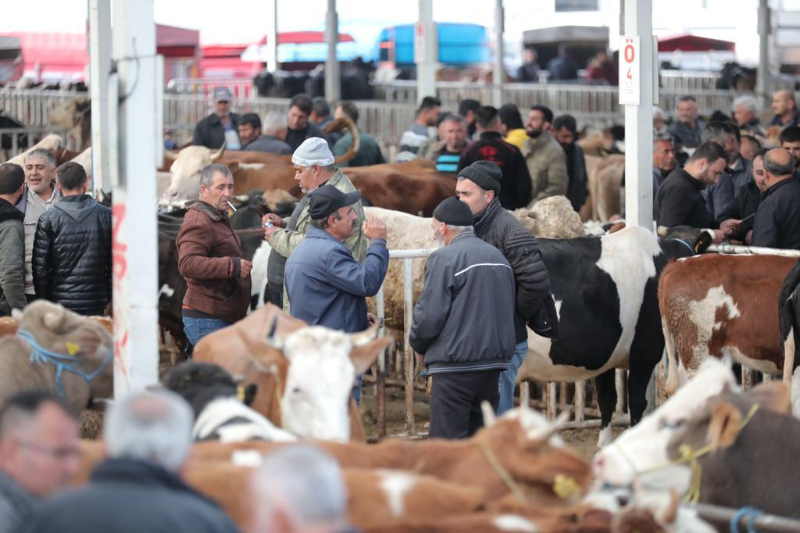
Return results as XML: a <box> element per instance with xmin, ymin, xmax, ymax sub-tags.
<box><xmin>522</xmin><ymin>131</ymin><xmax>553</xmax><ymax>155</ymax></box>
<box><xmin>306</xmin><ymin>225</ymin><xmax>343</xmax><ymax>244</ymax></box>
<box><xmin>0</xmin><ymin>197</ymin><xmax>23</xmax><ymax>222</ymax></box>
<box><xmin>187</xmin><ymin>200</ymin><xmax>227</xmax><ymax>221</ymax></box>
<box><xmin>479</xmin><ymin>131</ymin><xmax>503</xmax><ymax>141</ymax></box>
<box><xmin>473</xmin><ymin>198</ymin><xmax>503</xmax><ymax>236</ymax></box>
<box><xmin>449</xmin><ymin>228</ymin><xmax>475</xmax><ymax>245</ymax></box>
<box><xmin>763</xmin><ymin>176</ymin><xmax>796</xmax><ymax>199</ymax></box>
<box><xmin>674</xmin><ymin>167</ymin><xmax>706</xmax><ymax>191</ymax></box>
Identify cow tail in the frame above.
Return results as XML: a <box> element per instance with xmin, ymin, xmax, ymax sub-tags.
<box><xmin>663</xmin><ymin>317</ymin><xmax>680</xmax><ymax>395</ymax></box>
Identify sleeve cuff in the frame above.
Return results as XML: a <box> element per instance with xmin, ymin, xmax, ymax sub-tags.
<box><xmin>231</xmin><ymin>257</ymin><xmax>241</xmax><ymax>278</ymax></box>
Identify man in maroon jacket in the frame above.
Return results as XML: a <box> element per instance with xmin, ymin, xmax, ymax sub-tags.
<box><xmin>176</xmin><ymin>164</ymin><xmax>252</xmax><ymax>346</ymax></box>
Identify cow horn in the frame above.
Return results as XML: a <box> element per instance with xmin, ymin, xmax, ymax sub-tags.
<box><xmin>481</xmin><ymin>401</ymin><xmax>497</xmax><ymax>427</ymax></box>
<box><xmin>532</xmin><ymin>411</ymin><xmax>570</xmax><ymax>442</ymax></box>
<box><xmin>332</xmin><ymin>117</ymin><xmax>360</xmax><ymax>166</ymax></box>
<box><xmin>210</xmin><ymin>142</ymin><xmax>226</xmax><ymax>162</ymax></box>
<box><xmin>350</xmin><ymin>323</ymin><xmax>379</xmax><ymax>347</ymax></box>
<box><xmin>42</xmin><ymin>306</ymin><xmax>67</xmax><ymax>332</ymax></box>
<box><xmin>164</xmin><ymin>150</ymin><xmax>179</xmax><ymax>161</ymax></box>
<box><xmin>265</xmin><ymin>315</ymin><xmax>283</xmax><ymax>350</ymax></box>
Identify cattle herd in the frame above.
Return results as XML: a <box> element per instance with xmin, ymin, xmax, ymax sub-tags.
<box><xmin>4</xmin><ymin>121</ymin><xmax>800</xmax><ymax>532</ymax></box>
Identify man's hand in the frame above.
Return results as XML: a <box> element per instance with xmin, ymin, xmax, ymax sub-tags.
<box><xmin>262</xmin><ymin>213</ymin><xmax>285</xmax><ymax>228</ymax></box>
<box><xmin>264</xmin><ymin>225</ymin><xmax>280</xmax><ymax>241</ymax></box>
<box><xmin>720</xmin><ymin>219</ymin><xmax>741</xmax><ymax>237</ymax></box>
<box><xmin>415</xmin><ymin>352</ymin><xmax>425</xmax><ymax>370</ymax></box>
<box><xmin>367</xmin><ymin>312</ymin><xmax>378</xmax><ymax>327</ymax></box>
<box><xmin>712</xmin><ymin>229</ymin><xmax>726</xmax><ymax>243</ymax></box>
<box><xmin>240</xmin><ymin>259</ymin><xmax>253</xmax><ymax>278</ymax></box>
<box><xmin>363</xmin><ymin>217</ymin><xmax>387</xmax><ymax>240</ymax></box>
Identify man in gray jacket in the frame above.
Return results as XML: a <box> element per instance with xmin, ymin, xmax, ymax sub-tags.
<box><xmin>409</xmin><ymin>198</ymin><xmax>516</xmax><ymax>439</ymax></box>
<box><xmin>0</xmin><ymin>164</ymin><xmax>26</xmax><ymax>316</ymax></box>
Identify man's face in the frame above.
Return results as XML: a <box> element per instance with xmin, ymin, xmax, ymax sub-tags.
<box><xmin>422</xmin><ymin>107</ymin><xmax>440</xmax><ymax>127</ymax></box>
<box><xmin>781</xmin><ymin>140</ymin><xmax>800</xmax><ymax>169</ymax></box>
<box><xmin>734</xmin><ymin>105</ymin><xmax>754</xmax><ymax>127</ymax></box>
<box><xmin>238</xmin><ymin>123</ymin><xmax>259</xmax><ymax>146</ymax></box>
<box><xmin>199</xmin><ymin>171</ymin><xmax>234</xmax><ymax>210</ymax></box>
<box><xmin>772</xmin><ymin>91</ymin><xmax>794</xmax><ymax>116</ymax></box>
<box><xmin>288</xmin><ymin>106</ymin><xmax>309</xmax><ymax>130</ymax></box>
<box><xmin>753</xmin><ymin>156</ymin><xmax>768</xmax><ymax>192</ymax></box>
<box><xmin>0</xmin><ymin>403</ymin><xmax>80</xmax><ymax>497</ymax></box>
<box><xmin>24</xmin><ymin>156</ymin><xmax>55</xmax><ymax>195</ymax></box>
<box><xmin>455</xmin><ymin>178</ymin><xmax>493</xmax><ymax>215</ymax></box>
<box><xmin>527</xmin><ymin>110</ymin><xmax>548</xmax><ymax>137</ymax></box>
<box><xmin>431</xmin><ymin>218</ymin><xmax>445</xmax><ymax>247</ymax></box>
<box><xmin>740</xmin><ymin>138</ymin><xmax>759</xmax><ymax>161</ymax></box>
<box><xmin>722</xmin><ymin>133</ymin><xmax>740</xmax><ymax>164</ymax></box>
<box><xmin>214</xmin><ymin>100</ymin><xmax>231</xmax><ymax>119</ymax></box>
<box><xmin>294</xmin><ymin>165</ymin><xmax>325</xmax><ymax>193</ymax></box>
<box><xmin>677</xmin><ymin>100</ymin><xmax>697</xmax><ymax>123</ymax></box>
<box><xmin>443</xmin><ymin>121</ymin><xmax>467</xmax><ymax>151</ymax></box>
<box><xmin>653</xmin><ymin>141</ymin><xmax>676</xmax><ymax>173</ymax></box>
<box><xmin>552</xmin><ymin>126</ymin><xmax>575</xmax><ymax>147</ymax></box>
<box><xmin>699</xmin><ymin>158</ymin><xmax>727</xmax><ymax>187</ymax></box>
<box><xmin>333</xmin><ymin>107</ymin><xmax>345</xmax><ymax>121</ymax></box>
<box><xmin>524</xmin><ymin>49</ymin><xmax>536</xmax><ymax>64</ymax></box>
<box><xmin>329</xmin><ymin>205</ymin><xmax>357</xmax><ymax>240</ymax></box>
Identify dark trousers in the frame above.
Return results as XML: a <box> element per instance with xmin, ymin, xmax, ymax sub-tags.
<box><xmin>428</xmin><ymin>370</ymin><xmax>501</xmax><ymax>440</ymax></box>
<box><xmin>268</xmin><ymin>287</ymin><xmax>283</xmax><ymax>309</ymax></box>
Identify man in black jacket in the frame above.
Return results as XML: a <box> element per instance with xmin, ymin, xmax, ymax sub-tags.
<box><xmin>409</xmin><ymin>198</ymin><xmax>516</xmax><ymax>439</ymax></box>
<box><xmin>32</xmin><ymin>163</ymin><xmax>111</xmax><ymax>316</ymax></box>
<box><xmin>25</xmin><ymin>390</ymin><xmax>239</xmax><ymax>533</ymax></box>
<box><xmin>729</xmin><ymin>148</ymin><xmax>768</xmax><ymax>244</ymax></box>
<box><xmin>285</xmin><ymin>94</ymin><xmax>327</xmax><ymax>152</ymax></box>
<box><xmin>456</xmin><ymin>161</ymin><xmax>552</xmax><ymax>414</ymax></box>
<box><xmin>0</xmin><ymin>164</ymin><xmax>26</xmax><ymax>316</ymax></box>
<box><xmin>655</xmin><ymin>142</ymin><xmax>739</xmax><ymax>242</ymax></box>
<box><xmin>457</xmin><ymin>106</ymin><xmax>532</xmax><ymax>209</ymax></box>
<box><xmin>552</xmin><ymin>114</ymin><xmax>588</xmax><ymax>211</ymax></box>
<box><xmin>192</xmin><ymin>87</ymin><xmax>242</xmax><ymax>150</ymax></box>
<box><xmin>752</xmin><ymin>148</ymin><xmax>800</xmax><ymax>250</ymax></box>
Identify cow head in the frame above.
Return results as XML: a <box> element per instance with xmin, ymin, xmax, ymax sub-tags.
<box><xmin>162</xmin><ymin>145</ymin><xmax>226</xmax><ymax>202</ymax></box>
<box><xmin>12</xmin><ymin>301</ymin><xmax>114</xmax><ymax>401</ymax></box>
<box><xmin>591</xmin><ymin>358</ymin><xmax>736</xmax><ymax>494</ymax></box>
<box><xmin>162</xmin><ymin>361</ymin><xmax>258</xmax><ymax>420</ymax></box>
<box><xmin>267</xmin><ymin>324</ymin><xmax>391</xmax><ymax>441</ymax></box>
<box><xmin>657</xmin><ymin>226</ymin><xmax>714</xmax><ymax>258</ymax></box>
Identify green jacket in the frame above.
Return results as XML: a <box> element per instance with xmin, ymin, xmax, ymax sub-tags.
<box><xmin>0</xmin><ymin>198</ymin><xmax>26</xmax><ymax>315</ymax></box>
<box><xmin>521</xmin><ymin>131</ymin><xmax>568</xmax><ymax>205</ymax></box>
<box><xmin>333</xmin><ymin>130</ymin><xmax>386</xmax><ymax>168</ymax></box>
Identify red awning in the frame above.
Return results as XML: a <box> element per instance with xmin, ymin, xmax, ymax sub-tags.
<box><xmin>254</xmin><ymin>31</ymin><xmax>355</xmax><ymax>45</ymax></box>
<box><xmin>658</xmin><ymin>34</ymin><xmax>735</xmax><ymax>53</ymax></box>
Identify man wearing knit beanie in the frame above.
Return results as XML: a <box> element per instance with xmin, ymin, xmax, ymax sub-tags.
<box><xmin>409</xmin><ymin>197</ymin><xmax>517</xmax><ymax>439</ymax></box>
<box><xmin>263</xmin><ymin>137</ymin><xmax>366</xmax><ymax>310</ymax></box>
<box><xmin>457</xmin><ymin>161</ymin><xmax>554</xmax><ymax>415</ymax></box>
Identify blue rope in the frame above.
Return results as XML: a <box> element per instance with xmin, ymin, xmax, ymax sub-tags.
<box><xmin>17</xmin><ymin>329</ymin><xmax>113</xmax><ymax>398</ymax></box>
<box><xmin>730</xmin><ymin>506</ymin><xmax>764</xmax><ymax>533</ymax></box>
<box><xmin>674</xmin><ymin>238</ymin><xmax>697</xmax><ymax>256</ymax></box>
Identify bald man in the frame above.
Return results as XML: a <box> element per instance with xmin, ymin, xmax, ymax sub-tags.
<box><xmin>752</xmin><ymin>148</ymin><xmax>800</xmax><ymax>250</ymax></box>
<box><xmin>770</xmin><ymin>90</ymin><xmax>800</xmax><ymax>129</ymax></box>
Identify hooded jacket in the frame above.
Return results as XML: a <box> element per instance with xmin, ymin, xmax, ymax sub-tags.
<box><xmin>0</xmin><ymin>197</ymin><xmax>26</xmax><ymax>315</ymax></box>
<box><xmin>32</xmin><ymin>194</ymin><xmax>112</xmax><ymax>316</ymax></box>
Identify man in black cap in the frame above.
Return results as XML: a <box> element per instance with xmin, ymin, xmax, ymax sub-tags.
<box><xmin>456</xmin><ymin>161</ymin><xmax>552</xmax><ymax>415</ymax></box>
<box><xmin>192</xmin><ymin>87</ymin><xmax>242</xmax><ymax>150</ymax></box>
<box><xmin>284</xmin><ymin>184</ymin><xmax>389</xmax><ymax>334</ymax></box>
<box><xmin>409</xmin><ymin>198</ymin><xmax>516</xmax><ymax>439</ymax></box>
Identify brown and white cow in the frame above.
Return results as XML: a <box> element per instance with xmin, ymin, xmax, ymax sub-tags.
<box><xmin>659</xmin><ymin>254</ymin><xmax>797</xmax><ymax>393</ymax></box>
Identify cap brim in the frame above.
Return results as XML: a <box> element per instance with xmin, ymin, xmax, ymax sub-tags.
<box><xmin>341</xmin><ymin>190</ymin><xmax>362</xmax><ymax>207</ymax></box>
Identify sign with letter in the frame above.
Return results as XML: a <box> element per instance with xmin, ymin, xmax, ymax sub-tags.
<box><xmin>619</xmin><ymin>35</ymin><xmax>640</xmax><ymax>105</ymax></box>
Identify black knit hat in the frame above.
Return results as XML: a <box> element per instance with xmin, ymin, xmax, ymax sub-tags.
<box><xmin>457</xmin><ymin>161</ymin><xmax>502</xmax><ymax>194</ymax></box>
<box><xmin>432</xmin><ymin>197</ymin><xmax>474</xmax><ymax>226</ymax></box>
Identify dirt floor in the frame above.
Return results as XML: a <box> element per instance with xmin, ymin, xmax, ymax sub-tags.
<box><xmin>359</xmin><ymin>384</ymin><xmax>623</xmax><ymax>461</ymax></box>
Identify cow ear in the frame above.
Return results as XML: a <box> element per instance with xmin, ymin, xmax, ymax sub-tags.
<box><xmin>350</xmin><ymin>337</ymin><xmax>392</xmax><ymax>375</ymax></box>
<box><xmin>746</xmin><ymin>381</ymin><xmax>791</xmax><ymax>414</ymax></box>
<box><xmin>693</xmin><ymin>230</ymin><xmax>713</xmax><ymax>253</ymax></box>
<box><xmin>706</xmin><ymin>402</ymin><xmax>743</xmax><ymax>451</ymax></box>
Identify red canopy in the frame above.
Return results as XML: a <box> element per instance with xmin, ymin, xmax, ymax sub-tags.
<box><xmin>658</xmin><ymin>34</ymin><xmax>735</xmax><ymax>53</ymax></box>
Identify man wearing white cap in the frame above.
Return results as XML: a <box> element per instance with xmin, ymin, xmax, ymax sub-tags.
<box><xmin>264</xmin><ymin>137</ymin><xmax>367</xmax><ymax>310</ymax></box>
<box><xmin>192</xmin><ymin>87</ymin><xmax>242</xmax><ymax>150</ymax></box>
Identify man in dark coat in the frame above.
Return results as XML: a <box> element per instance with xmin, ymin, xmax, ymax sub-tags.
<box><xmin>752</xmin><ymin>148</ymin><xmax>800</xmax><ymax>250</ymax></box>
<box><xmin>176</xmin><ymin>164</ymin><xmax>252</xmax><ymax>347</ymax></box>
<box><xmin>729</xmin><ymin>148</ymin><xmax>768</xmax><ymax>244</ymax></box>
<box><xmin>456</xmin><ymin>161</ymin><xmax>552</xmax><ymax>414</ymax></box>
<box><xmin>32</xmin><ymin>163</ymin><xmax>112</xmax><ymax>316</ymax></box>
<box><xmin>285</xmin><ymin>94</ymin><xmax>327</xmax><ymax>152</ymax></box>
<box><xmin>24</xmin><ymin>390</ymin><xmax>239</xmax><ymax>533</ymax></box>
<box><xmin>546</xmin><ymin>45</ymin><xmax>579</xmax><ymax>81</ymax></box>
<box><xmin>458</xmin><ymin>106</ymin><xmax>532</xmax><ymax>210</ymax></box>
<box><xmin>0</xmin><ymin>164</ymin><xmax>26</xmax><ymax>316</ymax></box>
<box><xmin>552</xmin><ymin>114</ymin><xmax>588</xmax><ymax>212</ymax></box>
<box><xmin>655</xmin><ymin>141</ymin><xmax>739</xmax><ymax>242</ymax></box>
<box><xmin>192</xmin><ymin>87</ymin><xmax>242</xmax><ymax>150</ymax></box>
<box><xmin>409</xmin><ymin>198</ymin><xmax>516</xmax><ymax>439</ymax></box>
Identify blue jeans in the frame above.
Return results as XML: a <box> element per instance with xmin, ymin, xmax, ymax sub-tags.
<box><xmin>182</xmin><ymin>316</ymin><xmax>232</xmax><ymax>348</ymax></box>
<box><xmin>353</xmin><ymin>375</ymin><xmax>363</xmax><ymax>406</ymax></box>
<box><xmin>497</xmin><ymin>341</ymin><xmax>529</xmax><ymax>415</ymax></box>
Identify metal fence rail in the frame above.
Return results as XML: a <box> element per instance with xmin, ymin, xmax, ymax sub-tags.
<box><xmin>0</xmin><ymin>90</ymin><xmax>80</xmax><ymax>127</ymax></box>
<box><xmin>0</xmin><ymin>126</ymin><xmax>74</xmax><ymax>159</ymax></box>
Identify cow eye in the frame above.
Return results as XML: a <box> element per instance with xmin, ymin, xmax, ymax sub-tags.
<box><xmin>292</xmin><ymin>387</ymin><xmax>302</xmax><ymax>395</ymax></box>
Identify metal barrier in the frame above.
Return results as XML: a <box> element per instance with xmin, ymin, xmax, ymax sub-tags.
<box><xmin>0</xmin><ymin>126</ymin><xmax>74</xmax><ymax>159</ymax></box>
<box><xmin>0</xmin><ymin>90</ymin><xmax>81</xmax><ymax>127</ymax></box>
<box><xmin>166</xmin><ymin>77</ymin><xmax>256</xmax><ymax>99</ymax></box>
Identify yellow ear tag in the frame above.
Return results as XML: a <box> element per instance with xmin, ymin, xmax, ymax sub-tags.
<box><xmin>237</xmin><ymin>385</ymin><xmax>245</xmax><ymax>402</ymax></box>
<box><xmin>553</xmin><ymin>474</ymin><xmax>581</xmax><ymax>499</ymax></box>
<box><xmin>65</xmin><ymin>342</ymin><xmax>81</xmax><ymax>356</ymax></box>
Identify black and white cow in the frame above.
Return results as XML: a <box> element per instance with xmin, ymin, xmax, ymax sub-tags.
<box><xmin>518</xmin><ymin>225</ymin><xmax>713</xmax><ymax>446</ymax></box>
<box><xmin>162</xmin><ymin>362</ymin><xmax>296</xmax><ymax>443</ymax></box>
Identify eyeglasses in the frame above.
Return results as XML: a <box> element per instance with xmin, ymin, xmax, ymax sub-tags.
<box><xmin>15</xmin><ymin>440</ymin><xmax>80</xmax><ymax>460</ymax></box>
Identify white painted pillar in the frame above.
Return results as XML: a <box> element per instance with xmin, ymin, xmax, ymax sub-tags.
<box><xmin>265</xmin><ymin>0</ymin><xmax>279</xmax><ymax>73</ymax></box>
<box><xmin>757</xmin><ymin>0</ymin><xmax>771</xmax><ymax>111</ymax></box>
<box><xmin>622</xmin><ymin>0</ymin><xmax>654</xmax><ymax>229</ymax></box>
<box><xmin>325</xmin><ymin>0</ymin><xmax>340</xmax><ymax>103</ymax></box>
<box><xmin>492</xmin><ymin>0</ymin><xmax>505</xmax><ymax>108</ymax></box>
<box><xmin>111</xmin><ymin>0</ymin><xmax>160</xmax><ymax>396</ymax></box>
<box><xmin>88</xmin><ymin>0</ymin><xmax>111</xmax><ymax>195</ymax></box>
<box><xmin>416</xmin><ymin>0</ymin><xmax>437</xmax><ymax>103</ymax></box>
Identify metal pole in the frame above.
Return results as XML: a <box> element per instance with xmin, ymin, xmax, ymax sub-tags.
<box><xmin>416</xmin><ymin>0</ymin><xmax>437</xmax><ymax>104</ymax></box>
<box><xmin>623</xmin><ymin>0</ymin><xmax>654</xmax><ymax>229</ymax></box>
<box><xmin>112</xmin><ymin>0</ymin><xmax>160</xmax><ymax>396</ymax></box>
<box><xmin>325</xmin><ymin>0</ymin><xmax>340</xmax><ymax>103</ymax></box>
<box><xmin>265</xmin><ymin>0</ymin><xmax>279</xmax><ymax>73</ymax></box>
<box><xmin>375</xmin><ymin>285</ymin><xmax>387</xmax><ymax>438</ymax></box>
<box><xmin>707</xmin><ymin>244</ymin><xmax>800</xmax><ymax>257</ymax></box>
<box><xmin>757</xmin><ymin>0</ymin><xmax>771</xmax><ymax>112</ymax></box>
<box><xmin>492</xmin><ymin>0</ymin><xmax>504</xmax><ymax>108</ymax></box>
<box><xmin>689</xmin><ymin>503</ymin><xmax>800</xmax><ymax>533</ymax></box>
<box><xmin>89</xmin><ymin>0</ymin><xmax>111</xmax><ymax>195</ymax></box>
<box><xmin>403</xmin><ymin>258</ymin><xmax>415</xmax><ymax>435</ymax></box>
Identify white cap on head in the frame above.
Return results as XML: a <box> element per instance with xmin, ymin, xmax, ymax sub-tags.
<box><xmin>292</xmin><ymin>137</ymin><xmax>335</xmax><ymax>168</ymax></box>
